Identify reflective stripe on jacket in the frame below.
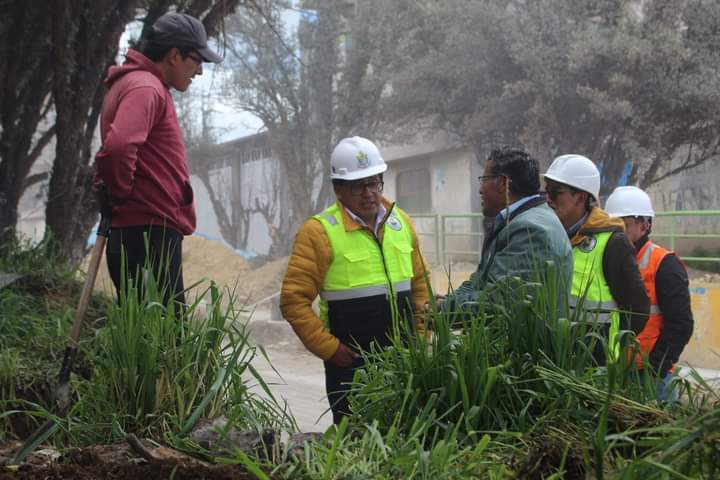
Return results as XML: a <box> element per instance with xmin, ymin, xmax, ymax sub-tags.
<box><xmin>314</xmin><ymin>203</ymin><xmax>415</xmax><ymax>351</ymax></box>
<box><xmin>634</xmin><ymin>241</ymin><xmax>675</xmax><ymax>368</ymax></box>
<box><xmin>571</xmin><ymin>231</ymin><xmax>620</xmax><ymax>360</ymax></box>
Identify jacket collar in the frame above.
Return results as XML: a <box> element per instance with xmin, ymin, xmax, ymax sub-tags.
<box><xmin>570</xmin><ymin>207</ymin><xmax>625</xmax><ymax>247</ymax></box>
<box><xmin>337</xmin><ymin>197</ymin><xmax>394</xmax><ymax>233</ymax></box>
<box><xmin>483</xmin><ymin>195</ymin><xmax>547</xmax><ymax>249</ymax></box>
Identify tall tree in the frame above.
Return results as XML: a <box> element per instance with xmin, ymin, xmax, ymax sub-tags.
<box><xmin>45</xmin><ymin>0</ymin><xmax>246</xmax><ymax>264</ymax></box>
<box><xmin>45</xmin><ymin>0</ymin><xmax>139</xmax><ymax>264</ymax></box>
<box><xmin>219</xmin><ymin>0</ymin><xmax>415</xmax><ymax>255</ymax></box>
<box><xmin>0</xmin><ymin>1</ymin><xmax>247</xmax><ymax>263</ymax></box>
<box><xmin>386</xmin><ymin>0</ymin><xmax>720</xmax><ymax>198</ymax></box>
<box><xmin>0</xmin><ymin>2</ymin><xmax>55</xmax><ymax>250</ymax></box>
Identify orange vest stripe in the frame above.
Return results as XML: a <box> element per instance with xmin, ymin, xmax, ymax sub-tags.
<box><xmin>633</xmin><ymin>241</ymin><xmax>678</xmax><ymax>369</ymax></box>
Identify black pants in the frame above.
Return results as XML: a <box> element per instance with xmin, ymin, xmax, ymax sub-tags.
<box><xmin>106</xmin><ymin>225</ymin><xmax>185</xmax><ymax>306</ymax></box>
<box><xmin>324</xmin><ymin>360</ymin><xmax>361</xmax><ymax>425</ymax></box>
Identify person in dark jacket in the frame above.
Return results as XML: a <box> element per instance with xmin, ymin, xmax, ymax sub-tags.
<box><xmin>442</xmin><ymin>147</ymin><xmax>573</xmax><ymax>312</ymax></box>
<box><xmin>94</xmin><ymin>13</ymin><xmax>222</xmax><ymax>305</ymax></box>
<box><xmin>606</xmin><ymin>186</ymin><xmax>693</xmax><ymax>401</ymax></box>
<box><xmin>544</xmin><ymin>155</ymin><xmax>649</xmax><ymax>365</ymax></box>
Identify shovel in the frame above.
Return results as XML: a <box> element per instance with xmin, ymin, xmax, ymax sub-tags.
<box><xmin>12</xmin><ymin>192</ymin><xmax>112</xmax><ymax>464</ymax></box>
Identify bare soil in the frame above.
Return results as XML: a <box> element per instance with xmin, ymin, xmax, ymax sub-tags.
<box><xmin>0</xmin><ymin>443</ymin><xmax>277</xmax><ymax>480</ymax></box>
<box><xmin>0</xmin><ymin>462</ymin><xmax>262</xmax><ymax>479</ymax></box>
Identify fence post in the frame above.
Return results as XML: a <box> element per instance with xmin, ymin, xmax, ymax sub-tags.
<box><xmin>440</xmin><ymin>215</ymin><xmax>447</xmax><ymax>267</ymax></box>
<box><xmin>433</xmin><ymin>214</ymin><xmax>441</xmax><ymax>266</ymax></box>
<box><xmin>670</xmin><ymin>215</ymin><xmax>676</xmax><ymax>252</ymax></box>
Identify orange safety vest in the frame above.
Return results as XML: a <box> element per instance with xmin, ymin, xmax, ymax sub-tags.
<box><xmin>633</xmin><ymin>241</ymin><xmax>680</xmax><ymax>369</ymax></box>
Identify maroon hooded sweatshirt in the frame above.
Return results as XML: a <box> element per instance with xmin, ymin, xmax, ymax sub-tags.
<box><xmin>95</xmin><ymin>49</ymin><xmax>195</xmax><ymax>235</ymax></box>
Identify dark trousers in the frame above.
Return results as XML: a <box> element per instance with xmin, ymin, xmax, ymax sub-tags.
<box><xmin>324</xmin><ymin>360</ymin><xmax>361</xmax><ymax>425</ymax></box>
<box><xmin>106</xmin><ymin>225</ymin><xmax>185</xmax><ymax>306</ymax></box>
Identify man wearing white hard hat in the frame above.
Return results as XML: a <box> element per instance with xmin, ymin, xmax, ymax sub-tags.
<box><xmin>280</xmin><ymin>136</ymin><xmax>430</xmax><ymax>424</ymax></box>
<box><xmin>543</xmin><ymin>155</ymin><xmax>649</xmax><ymax>365</ymax></box>
<box><xmin>606</xmin><ymin>186</ymin><xmax>693</xmax><ymax>401</ymax></box>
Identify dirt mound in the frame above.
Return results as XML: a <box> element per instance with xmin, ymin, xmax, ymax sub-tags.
<box><xmin>0</xmin><ymin>442</ymin><xmax>271</xmax><ymax>480</ymax></box>
<box><xmin>687</xmin><ymin>266</ymin><xmax>720</xmax><ymax>283</ymax></box>
<box><xmin>89</xmin><ymin>235</ymin><xmax>288</xmax><ymax>304</ymax></box>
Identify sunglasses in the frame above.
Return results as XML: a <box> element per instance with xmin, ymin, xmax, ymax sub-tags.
<box><xmin>543</xmin><ymin>188</ymin><xmax>573</xmax><ymax>200</ymax></box>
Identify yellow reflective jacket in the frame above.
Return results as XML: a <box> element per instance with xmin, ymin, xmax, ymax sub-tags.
<box><xmin>280</xmin><ymin>198</ymin><xmax>431</xmax><ymax>360</ymax></box>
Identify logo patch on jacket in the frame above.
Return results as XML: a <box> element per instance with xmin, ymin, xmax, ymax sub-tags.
<box><xmin>579</xmin><ymin>235</ymin><xmax>597</xmax><ymax>252</ymax></box>
<box><xmin>387</xmin><ymin>214</ymin><xmax>402</xmax><ymax>231</ymax></box>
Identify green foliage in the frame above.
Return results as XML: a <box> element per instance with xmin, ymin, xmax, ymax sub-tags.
<box><xmin>337</xmin><ymin>263</ymin><xmax>716</xmax><ymax>477</ymax></box>
<box><xmin>348</xmin><ymin>272</ymin><xmax>656</xmax><ymax>441</ymax></box>
<box><xmin>1</xmin><ymin>242</ymin><xmax>292</xmax><ymax>450</ymax></box>
<box><xmin>57</xmin><ymin>274</ymin><xmax>293</xmax><ymax>445</ymax></box>
<box><xmin>280</xmin><ymin>417</ymin><xmax>514</xmax><ymax>479</ymax></box>
<box><xmin>0</xmin><ymin>238</ymin><xmax>105</xmax><ymax>441</ymax></box>
<box><xmin>386</xmin><ymin>0</ymin><xmax>720</xmax><ymax>193</ymax></box>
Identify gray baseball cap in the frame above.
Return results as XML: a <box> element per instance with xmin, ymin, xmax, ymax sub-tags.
<box><xmin>152</xmin><ymin>12</ymin><xmax>223</xmax><ymax>64</ymax></box>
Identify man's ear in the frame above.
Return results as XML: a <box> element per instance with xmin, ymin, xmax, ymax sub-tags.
<box><xmin>575</xmin><ymin>191</ymin><xmax>588</xmax><ymax>208</ymax></box>
<box><xmin>165</xmin><ymin>47</ymin><xmax>181</xmax><ymax>65</ymax></box>
<box><xmin>641</xmin><ymin>219</ymin><xmax>651</xmax><ymax>236</ymax></box>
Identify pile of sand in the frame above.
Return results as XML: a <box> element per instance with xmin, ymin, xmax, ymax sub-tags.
<box><xmin>90</xmin><ymin>235</ymin><xmax>288</xmax><ymax>304</ymax></box>
<box><xmin>686</xmin><ymin>266</ymin><xmax>720</xmax><ymax>284</ymax></box>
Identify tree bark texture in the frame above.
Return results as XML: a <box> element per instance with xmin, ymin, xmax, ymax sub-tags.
<box><xmin>0</xmin><ymin>2</ymin><xmax>53</xmax><ymax>247</ymax></box>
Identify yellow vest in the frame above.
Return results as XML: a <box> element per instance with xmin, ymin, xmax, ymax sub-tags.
<box><xmin>314</xmin><ymin>203</ymin><xmax>415</xmax><ymax>349</ymax></box>
<box><xmin>571</xmin><ymin>231</ymin><xmax>620</xmax><ymax>361</ymax></box>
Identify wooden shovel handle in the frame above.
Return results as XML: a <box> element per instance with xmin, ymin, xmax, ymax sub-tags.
<box><xmin>69</xmin><ymin>234</ymin><xmax>106</xmax><ymax>345</ymax></box>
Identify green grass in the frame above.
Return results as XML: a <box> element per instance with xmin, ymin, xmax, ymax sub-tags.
<box><xmin>3</xmin><ymin>239</ymin><xmax>720</xmax><ymax>478</ymax></box>
<box><xmin>0</xmin><ymin>237</ymin><xmax>105</xmax><ymax>441</ymax></box>
<box><xmin>1</xmin><ymin>239</ymin><xmax>293</xmax><ymax>453</ymax></box>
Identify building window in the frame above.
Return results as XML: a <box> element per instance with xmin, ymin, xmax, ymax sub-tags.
<box><xmin>397</xmin><ymin>168</ymin><xmax>431</xmax><ymax>213</ymax></box>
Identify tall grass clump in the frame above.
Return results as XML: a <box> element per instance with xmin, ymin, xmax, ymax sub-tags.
<box><xmin>0</xmin><ymin>235</ymin><xmax>104</xmax><ymax>441</ymax></box>
<box><xmin>344</xmin><ymin>259</ymin><xmax>677</xmax><ymax>476</ymax></box>
<box><xmin>280</xmin><ymin>416</ymin><xmax>515</xmax><ymax>479</ymax></box>
<box><xmin>56</xmin><ymin>262</ymin><xmax>293</xmax><ymax>445</ymax></box>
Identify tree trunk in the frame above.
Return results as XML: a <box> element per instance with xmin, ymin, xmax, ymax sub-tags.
<box><xmin>45</xmin><ymin>0</ymin><xmax>138</xmax><ymax>265</ymax></box>
<box><xmin>0</xmin><ymin>2</ymin><xmax>53</xmax><ymax>249</ymax></box>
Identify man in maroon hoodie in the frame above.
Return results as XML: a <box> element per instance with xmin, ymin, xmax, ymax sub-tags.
<box><xmin>95</xmin><ymin>12</ymin><xmax>222</xmax><ymax>306</ymax></box>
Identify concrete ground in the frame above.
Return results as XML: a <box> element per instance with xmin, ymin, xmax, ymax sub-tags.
<box><xmin>244</xmin><ymin>307</ymin><xmax>334</xmax><ymax>433</ymax></box>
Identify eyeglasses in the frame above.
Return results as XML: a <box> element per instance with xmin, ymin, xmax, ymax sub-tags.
<box><xmin>348</xmin><ymin>180</ymin><xmax>384</xmax><ymax>196</ymax></box>
<box><xmin>543</xmin><ymin>188</ymin><xmax>572</xmax><ymax>200</ymax></box>
<box><xmin>478</xmin><ymin>174</ymin><xmax>503</xmax><ymax>184</ymax></box>
<box><xmin>185</xmin><ymin>52</ymin><xmax>203</xmax><ymax>66</ymax></box>
<box><xmin>623</xmin><ymin>216</ymin><xmax>650</xmax><ymax>225</ymax></box>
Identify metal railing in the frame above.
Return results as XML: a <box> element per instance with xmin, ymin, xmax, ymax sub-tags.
<box><xmin>653</xmin><ymin>211</ymin><xmax>720</xmax><ymax>266</ymax></box>
<box><xmin>411</xmin><ymin>210</ymin><xmax>720</xmax><ymax>268</ymax></box>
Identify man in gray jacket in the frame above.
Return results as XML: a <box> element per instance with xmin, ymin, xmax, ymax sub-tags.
<box><xmin>443</xmin><ymin>147</ymin><xmax>572</xmax><ymax>311</ymax></box>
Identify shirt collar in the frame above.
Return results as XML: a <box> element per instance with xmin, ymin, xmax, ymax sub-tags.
<box><xmin>345</xmin><ymin>203</ymin><xmax>388</xmax><ymax>235</ymax></box>
<box><xmin>567</xmin><ymin>211</ymin><xmax>589</xmax><ymax>239</ymax></box>
<box><xmin>496</xmin><ymin>194</ymin><xmax>542</xmax><ymax>223</ymax></box>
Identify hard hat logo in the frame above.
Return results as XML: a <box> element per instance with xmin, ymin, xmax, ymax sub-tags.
<box><xmin>356</xmin><ymin>151</ymin><xmax>370</xmax><ymax>168</ymax></box>
<box><xmin>330</xmin><ymin>136</ymin><xmax>388</xmax><ymax>181</ymax></box>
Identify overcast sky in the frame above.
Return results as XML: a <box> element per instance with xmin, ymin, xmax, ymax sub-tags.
<box><xmin>117</xmin><ymin>5</ymin><xmax>302</xmax><ymax>144</ymax></box>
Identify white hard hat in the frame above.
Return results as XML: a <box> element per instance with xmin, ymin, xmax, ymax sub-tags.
<box><xmin>330</xmin><ymin>136</ymin><xmax>387</xmax><ymax>181</ymax></box>
<box><xmin>543</xmin><ymin>154</ymin><xmax>601</xmax><ymax>201</ymax></box>
<box><xmin>605</xmin><ymin>186</ymin><xmax>655</xmax><ymax>218</ymax></box>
